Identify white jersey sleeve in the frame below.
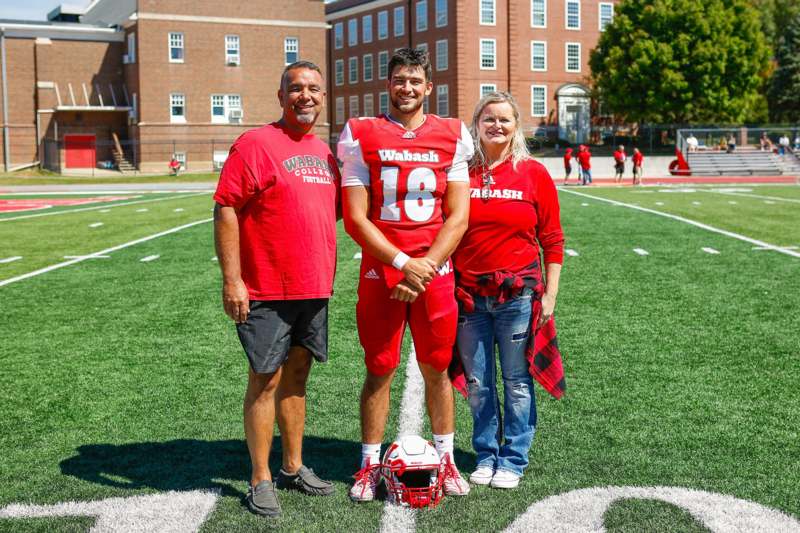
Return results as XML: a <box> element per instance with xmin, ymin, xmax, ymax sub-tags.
<box><xmin>337</xmin><ymin>121</ymin><xmax>371</xmax><ymax>188</ymax></box>
<box><xmin>447</xmin><ymin>122</ymin><xmax>474</xmax><ymax>182</ymax></box>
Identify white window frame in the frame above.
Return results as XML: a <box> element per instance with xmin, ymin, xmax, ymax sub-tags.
<box><xmin>378</xmin><ymin>10</ymin><xmax>389</xmax><ymax>40</ymax></box>
<box><xmin>480</xmin><ymin>0</ymin><xmax>496</xmax><ymax>25</ymax></box>
<box><xmin>435</xmin><ymin>0</ymin><xmax>448</xmax><ymax>27</ymax></box>
<box><xmin>349</xmin><ymin>56</ymin><xmax>358</xmax><ymax>84</ymax></box>
<box><xmin>480</xmin><ymin>39</ymin><xmax>497</xmax><ymax>70</ymax></box>
<box><xmin>210</xmin><ymin>94</ymin><xmax>242</xmax><ymax>124</ymax></box>
<box><xmin>363</xmin><ymin>53</ymin><xmax>374</xmax><ymax>82</ymax></box>
<box><xmin>417</xmin><ymin>42</ymin><xmax>428</xmax><ymax>55</ymax></box>
<box><xmin>480</xmin><ymin>84</ymin><xmax>497</xmax><ymax>97</ymax></box>
<box><xmin>379</xmin><ymin>91</ymin><xmax>389</xmax><ymax>114</ymax></box>
<box><xmin>565</xmin><ymin>0</ymin><xmax>580</xmax><ymax>30</ymax></box>
<box><xmin>349</xmin><ymin>95</ymin><xmax>359</xmax><ymax>118</ymax></box>
<box><xmin>437</xmin><ymin>84</ymin><xmax>449</xmax><ymax>117</ymax></box>
<box><xmin>174</xmin><ymin>151</ymin><xmax>186</xmax><ymax>170</ymax></box>
<box><xmin>531</xmin><ymin>85</ymin><xmax>547</xmax><ymax>117</ymax></box>
<box><xmin>566</xmin><ymin>42</ymin><xmax>581</xmax><ymax>72</ymax></box>
<box><xmin>378</xmin><ymin>51</ymin><xmax>389</xmax><ymax>79</ymax></box>
<box><xmin>363</xmin><ymin>14</ymin><xmax>373</xmax><ymax>43</ymax></box>
<box><xmin>284</xmin><ymin>37</ymin><xmax>298</xmax><ymax>66</ymax></box>
<box><xmin>531</xmin><ymin>0</ymin><xmax>546</xmax><ymax>28</ymax></box>
<box><xmin>335</xmin><ymin>96</ymin><xmax>345</xmax><ymax>125</ymax></box>
<box><xmin>170</xmin><ymin>93</ymin><xmax>185</xmax><ymax>123</ymax></box>
<box><xmin>599</xmin><ymin>2</ymin><xmax>614</xmax><ymax>31</ymax></box>
<box><xmin>531</xmin><ymin>40</ymin><xmax>547</xmax><ymax>71</ymax></box>
<box><xmin>363</xmin><ymin>93</ymin><xmax>374</xmax><ymax>117</ymax></box>
<box><xmin>416</xmin><ymin>0</ymin><xmax>428</xmax><ymax>32</ymax></box>
<box><xmin>394</xmin><ymin>6</ymin><xmax>405</xmax><ymax>36</ymax></box>
<box><xmin>334</xmin><ymin>59</ymin><xmax>344</xmax><ymax>86</ymax></box>
<box><xmin>435</xmin><ymin>39</ymin><xmax>448</xmax><ymax>71</ymax></box>
<box><xmin>126</xmin><ymin>32</ymin><xmax>136</xmax><ymax>63</ymax></box>
<box><xmin>225</xmin><ymin>35</ymin><xmax>240</xmax><ymax>65</ymax></box>
<box><xmin>168</xmin><ymin>32</ymin><xmax>184</xmax><ymax>63</ymax></box>
<box><xmin>334</xmin><ymin>22</ymin><xmax>344</xmax><ymax>49</ymax></box>
<box><xmin>348</xmin><ymin>18</ymin><xmax>358</xmax><ymax>47</ymax></box>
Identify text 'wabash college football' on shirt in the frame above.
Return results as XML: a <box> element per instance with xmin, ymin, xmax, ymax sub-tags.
<box><xmin>337</xmin><ymin>114</ymin><xmax>473</xmax><ymax>261</ymax></box>
<box><xmin>214</xmin><ymin>122</ymin><xmax>340</xmax><ymax>301</ymax></box>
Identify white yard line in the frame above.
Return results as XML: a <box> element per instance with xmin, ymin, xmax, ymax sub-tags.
<box><xmin>89</xmin><ymin>222</ymin><xmax>104</xmax><ymax>228</ymax></box>
<box><xmin>0</xmin><ymin>218</ymin><xmax>212</xmax><ymax>288</ymax></box>
<box><xmin>379</xmin><ymin>343</ymin><xmax>425</xmax><ymax>533</ymax></box>
<box><xmin>633</xmin><ymin>248</ymin><xmax>649</xmax><ymax>256</ymax></box>
<box><xmin>752</xmin><ymin>245</ymin><xmax>798</xmax><ymax>251</ymax></box>
<box><xmin>136</xmin><ymin>208</ymin><xmax>149</xmax><ymax>213</ymax></box>
<box><xmin>700</xmin><ymin>189</ymin><xmax>800</xmax><ymax>204</ymax></box>
<box><xmin>702</xmin><ymin>247</ymin><xmax>720</xmax><ymax>255</ymax></box>
<box><xmin>561</xmin><ymin>189</ymin><xmax>800</xmax><ymax>259</ymax></box>
<box><xmin>0</xmin><ymin>192</ymin><xmax>208</xmax><ymax>222</ymax></box>
<box><xmin>0</xmin><ymin>256</ymin><xmax>22</xmax><ymax>264</ymax></box>
<box><xmin>63</xmin><ymin>255</ymin><xmax>110</xmax><ymax>259</ymax></box>
<box><xmin>353</xmin><ymin>251</ymin><xmax>363</xmax><ymax>260</ymax></box>
<box><xmin>140</xmin><ymin>255</ymin><xmax>160</xmax><ymax>263</ymax></box>
<box><xmin>566</xmin><ymin>249</ymin><xmax>579</xmax><ymax>257</ymax></box>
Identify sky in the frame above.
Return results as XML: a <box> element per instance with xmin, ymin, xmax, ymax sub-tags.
<box><xmin>0</xmin><ymin>0</ymin><xmax>90</xmax><ymax>22</ymax></box>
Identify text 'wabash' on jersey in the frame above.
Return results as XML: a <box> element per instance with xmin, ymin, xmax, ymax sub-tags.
<box><xmin>338</xmin><ymin>114</ymin><xmax>474</xmax><ymax>257</ymax></box>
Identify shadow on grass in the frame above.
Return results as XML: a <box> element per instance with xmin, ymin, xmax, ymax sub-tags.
<box><xmin>59</xmin><ymin>436</ymin><xmax>360</xmax><ymax>498</ymax></box>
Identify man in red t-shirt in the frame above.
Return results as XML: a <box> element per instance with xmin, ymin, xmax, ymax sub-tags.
<box><xmin>339</xmin><ymin>48</ymin><xmax>473</xmax><ymax>501</ymax></box>
<box><xmin>613</xmin><ymin>145</ymin><xmax>626</xmax><ymax>183</ymax></box>
<box><xmin>578</xmin><ymin>145</ymin><xmax>592</xmax><ymax>185</ymax></box>
<box><xmin>563</xmin><ymin>147</ymin><xmax>574</xmax><ymax>184</ymax></box>
<box><xmin>632</xmin><ymin>147</ymin><xmax>644</xmax><ymax>185</ymax></box>
<box><xmin>214</xmin><ymin>61</ymin><xmax>339</xmax><ymax>517</ymax></box>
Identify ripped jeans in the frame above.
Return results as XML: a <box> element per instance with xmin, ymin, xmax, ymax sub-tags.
<box><xmin>456</xmin><ymin>290</ymin><xmax>536</xmax><ymax>476</ymax></box>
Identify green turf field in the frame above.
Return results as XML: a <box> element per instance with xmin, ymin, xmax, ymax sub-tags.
<box><xmin>1</xmin><ymin>184</ymin><xmax>798</xmax><ymax>532</ymax></box>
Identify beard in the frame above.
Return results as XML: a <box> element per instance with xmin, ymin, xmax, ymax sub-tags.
<box><xmin>390</xmin><ymin>95</ymin><xmax>424</xmax><ymax>114</ymax></box>
<box><xmin>292</xmin><ymin>108</ymin><xmax>320</xmax><ymax>125</ymax></box>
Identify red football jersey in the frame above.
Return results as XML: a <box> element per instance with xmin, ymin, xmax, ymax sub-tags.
<box><xmin>338</xmin><ymin>114</ymin><xmax>473</xmax><ymax>258</ymax></box>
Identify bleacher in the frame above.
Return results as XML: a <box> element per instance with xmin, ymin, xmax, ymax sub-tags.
<box><xmin>687</xmin><ymin>148</ymin><xmax>800</xmax><ymax>176</ymax></box>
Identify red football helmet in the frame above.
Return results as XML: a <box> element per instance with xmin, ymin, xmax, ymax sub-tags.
<box><xmin>381</xmin><ymin>435</ymin><xmax>443</xmax><ymax>508</ymax></box>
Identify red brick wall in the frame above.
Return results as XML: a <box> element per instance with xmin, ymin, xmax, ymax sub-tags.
<box><xmin>0</xmin><ymin>37</ymin><xmax>37</xmax><ymax>166</ymax></box>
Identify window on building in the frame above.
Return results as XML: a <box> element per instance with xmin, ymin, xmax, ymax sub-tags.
<box><xmin>284</xmin><ymin>37</ymin><xmax>298</xmax><ymax>65</ymax></box>
<box><xmin>480</xmin><ymin>0</ymin><xmax>495</xmax><ymax>25</ymax></box>
<box><xmin>170</xmin><ymin>93</ymin><xmax>185</xmax><ymax>122</ymax></box>
<box><xmin>566</xmin><ymin>42</ymin><xmax>581</xmax><ymax>72</ymax></box>
<box><xmin>174</xmin><ymin>151</ymin><xmax>186</xmax><ymax>170</ymax></box>
<box><xmin>334</xmin><ymin>22</ymin><xmax>344</xmax><ymax>49</ymax></box>
<box><xmin>169</xmin><ymin>32</ymin><xmax>184</xmax><ymax>63</ymax></box>
<box><xmin>349</xmin><ymin>56</ymin><xmax>358</xmax><ymax>84</ymax></box>
<box><xmin>480</xmin><ymin>39</ymin><xmax>496</xmax><ymax>69</ymax></box>
<box><xmin>335</xmin><ymin>96</ymin><xmax>344</xmax><ymax>124</ymax></box>
<box><xmin>435</xmin><ymin>0</ymin><xmax>448</xmax><ymax>27</ymax></box>
<box><xmin>335</xmin><ymin>59</ymin><xmax>344</xmax><ymax>86</ymax></box>
<box><xmin>416</xmin><ymin>42</ymin><xmax>428</xmax><ymax>55</ymax></box>
<box><xmin>480</xmin><ymin>84</ymin><xmax>497</xmax><ymax>97</ymax></box>
<box><xmin>394</xmin><ymin>6</ymin><xmax>405</xmax><ymax>36</ymax></box>
<box><xmin>211</xmin><ymin>94</ymin><xmax>242</xmax><ymax>123</ymax></box>
<box><xmin>378</xmin><ymin>51</ymin><xmax>389</xmax><ymax>79</ymax></box>
<box><xmin>349</xmin><ymin>95</ymin><xmax>359</xmax><ymax>118</ymax></box>
<box><xmin>126</xmin><ymin>32</ymin><xmax>136</xmax><ymax>63</ymax></box>
<box><xmin>531</xmin><ymin>41</ymin><xmax>546</xmax><ymax>71</ymax></box>
<box><xmin>599</xmin><ymin>3</ymin><xmax>614</xmax><ymax>31</ymax></box>
<box><xmin>416</xmin><ymin>1</ymin><xmax>428</xmax><ymax>31</ymax></box>
<box><xmin>363</xmin><ymin>93</ymin><xmax>374</xmax><ymax>117</ymax></box>
<box><xmin>566</xmin><ymin>0</ymin><xmax>580</xmax><ymax>29</ymax></box>
<box><xmin>531</xmin><ymin>85</ymin><xmax>547</xmax><ymax>116</ymax></box>
<box><xmin>363</xmin><ymin>54</ymin><xmax>374</xmax><ymax>81</ymax></box>
<box><xmin>379</xmin><ymin>91</ymin><xmax>389</xmax><ymax>114</ymax></box>
<box><xmin>363</xmin><ymin>14</ymin><xmax>373</xmax><ymax>43</ymax></box>
<box><xmin>423</xmin><ymin>94</ymin><xmax>430</xmax><ymax>113</ymax></box>
<box><xmin>378</xmin><ymin>11</ymin><xmax>388</xmax><ymax>39</ymax></box>
<box><xmin>531</xmin><ymin>0</ymin><xmax>546</xmax><ymax>28</ymax></box>
<box><xmin>348</xmin><ymin>18</ymin><xmax>358</xmax><ymax>46</ymax></box>
<box><xmin>224</xmin><ymin>35</ymin><xmax>240</xmax><ymax>65</ymax></box>
<box><xmin>436</xmin><ymin>39</ymin><xmax>448</xmax><ymax>71</ymax></box>
<box><xmin>437</xmin><ymin>85</ymin><xmax>449</xmax><ymax>116</ymax></box>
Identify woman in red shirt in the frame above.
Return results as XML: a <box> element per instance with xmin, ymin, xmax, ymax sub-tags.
<box><xmin>453</xmin><ymin>92</ymin><xmax>564</xmax><ymax>489</ymax></box>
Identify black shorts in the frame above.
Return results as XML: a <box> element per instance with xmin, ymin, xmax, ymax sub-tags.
<box><xmin>236</xmin><ymin>299</ymin><xmax>329</xmax><ymax>374</ymax></box>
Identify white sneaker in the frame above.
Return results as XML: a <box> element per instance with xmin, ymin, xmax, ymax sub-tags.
<box><xmin>349</xmin><ymin>461</ymin><xmax>381</xmax><ymax>502</ymax></box>
<box><xmin>490</xmin><ymin>469</ymin><xmax>521</xmax><ymax>489</ymax></box>
<box><xmin>469</xmin><ymin>466</ymin><xmax>494</xmax><ymax>486</ymax></box>
<box><xmin>440</xmin><ymin>454</ymin><xmax>470</xmax><ymax>496</ymax></box>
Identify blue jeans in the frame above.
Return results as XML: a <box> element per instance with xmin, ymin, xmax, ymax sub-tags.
<box><xmin>456</xmin><ymin>291</ymin><xmax>536</xmax><ymax>476</ymax></box>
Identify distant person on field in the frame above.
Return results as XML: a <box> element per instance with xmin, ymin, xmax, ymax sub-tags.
<box><xmin>727</xmin><ymin>134</ymin><xmax>736</xmax><ymax>153</ymax></box>
<box><xmin>169</xmin><ymin>155</ymin><xmax>181</xmax><ymax>176</ymax></box>
<box><xmin>213</xmin><ymin>60</ymin><xmax>339</xmax><ymax>518</ymax></box>
<box><xmin>759</xmin><ymin>131</ymin><xmax>772</xmax><ymax>152</ymax></box>
<box><xmin>613</xmin><ymin>145</ymin><xmax>626</xmax><ymax>183</ymax></box>
<box><xmin>794</xmin><ymin>135</ymin><xmax>800</xmax><ymax>151</ymax></box>
<box><xmin>632</xmin><ymin>148</ymin><xmax>644</xmax><ymax>185</ymax></box>
<box><xmin>563</xmin><ymin>147</ymin><xmax>574</xmax><ymax>184</ymax></box>
<box><xmin>686</xmin><ymin>133</ymin><xmax>699</xmax><ymax>152</ymax></box>
<box><xmin>577</xmin><ymin>144</ymin><xmax>592</xmax><ymax>185</ymax></box>
<box><xmin>778</xmin><ymin>134</ymin><xmax>790</xmax><ymax>156</ymax></box>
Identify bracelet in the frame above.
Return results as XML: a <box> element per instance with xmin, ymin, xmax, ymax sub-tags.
<box><xmin>391</xmin><ymin>252</ymin><xmax>410</xmax><ymax>270</ymax></box>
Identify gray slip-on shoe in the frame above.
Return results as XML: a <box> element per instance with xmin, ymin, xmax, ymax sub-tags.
<box><xmin>276</xmin><ymin>465</ymin><xmax>334</xmax><ymax>496</ymax></box>
<box><xmin>247</xmin><ymin>479</ymin><xmax>281</xmax><ymax>517</ymax></box>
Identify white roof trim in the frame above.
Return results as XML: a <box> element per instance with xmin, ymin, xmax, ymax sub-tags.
<box><xmin>56</xmin><ymin>106</ymin><xmax>132</xmax><ymax>112</ymax></box>
<box><xmin>135</xmin><ymin>12</ymin><xmax>330</xmax><ymax>29</ymax></box>
<box><xmin>0</xmin><ymin>23</ymin><xmax>123</xmax><ymax>42</ymax></box>
<box><xmin>325</xmin><ymin>0</ymin><xmax>404</xmax><ymax>21</ymax></box>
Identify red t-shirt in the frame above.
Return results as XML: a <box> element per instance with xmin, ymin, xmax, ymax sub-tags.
<box><xmin>632</xmin><ymin>151</ymin><xmax>644</xmax><ymax>166</ymax></box>
<box><xmin>214</xmin><ymin>122</ymin><xmax>340</xmax><ymax>300</ymax></box>
<box><xmin>613</xmin><ymin>150</ymin><xmax>626</xmax><ymax>164</ymax></box>
<box><xmin>453</xmin><ymin>158</ymin><xmax>564</xmax><ymax>289</ymax></box>
<box><xmin>563</xmin><ymin>151</ymin><xmax>572</xmax><ymax>167</ymax></box>
<box><xmin>578</xmin><ymin>150</ymin><xmax>592</xmax><ymax>170</ymax></box>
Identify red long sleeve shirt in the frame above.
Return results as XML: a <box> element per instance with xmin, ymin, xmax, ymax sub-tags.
<box><xmin>453</xmin><ymin>158</ymin><xmax>564</xmax><ymax>289</ymax></box>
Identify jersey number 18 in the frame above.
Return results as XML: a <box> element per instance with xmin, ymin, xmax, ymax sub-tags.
<box><xmin>379</xmin><ymin>166</ymin><xmax>436</xmax><ymax>222</ymax></box>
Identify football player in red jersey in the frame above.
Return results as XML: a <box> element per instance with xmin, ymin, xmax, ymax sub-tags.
<box><xmin>339</xmin><ymin>48</ymin><xmax>473</xmax><ymax>501</ymax></box>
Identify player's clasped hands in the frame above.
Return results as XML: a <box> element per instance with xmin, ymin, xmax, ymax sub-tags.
<box><xmin>400</xmin><ymin>257</ymin><xmax>438</xmax><ymax>291</ymax></box>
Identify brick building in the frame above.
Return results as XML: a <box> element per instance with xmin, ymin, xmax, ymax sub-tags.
<box><xmin>0</xmin><ymin>0</ymin><xmax>328</xmax><ymax>173</ymax></box>
<box><xmin>325</xmin><ymin>0</ymin><xmax>619</xmax><ymax>145</ymax></box>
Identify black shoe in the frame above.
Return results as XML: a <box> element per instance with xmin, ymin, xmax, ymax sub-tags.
<box><xmin>276</xmin><ymin>465</ymin><xmax>334</xmax><ymax>496</ymax></box>
<box><xmin>247</xmin><ymin>480</ymin><xmax>281</xmax><ymax>517</ymax></box>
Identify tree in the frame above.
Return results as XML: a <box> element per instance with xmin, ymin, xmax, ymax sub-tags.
<box><xmin>768</xmin><ymin>11</ymin><xmax>800</xmax><ymax>122</ymax></box>
<box><xmin>589</xmin><ymin>0</ymin><xmax>771</xmax><ymax>124</ymax></box>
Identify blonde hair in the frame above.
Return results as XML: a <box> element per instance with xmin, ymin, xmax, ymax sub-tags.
<box><xmin>469</xmin><ymin>91</ymin><xmax>531</xmax><ymax>171</ymax></box>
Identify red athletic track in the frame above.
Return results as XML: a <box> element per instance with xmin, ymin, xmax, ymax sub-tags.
<box><xmin>567</xmin><ymin>175</ymin><xmax>798</xmax><ymax>186</ymax></box>
<box><xmin>0</xmin><ymin>196</ymin><xmax>134</xmax><ymax>213</ymax></box>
